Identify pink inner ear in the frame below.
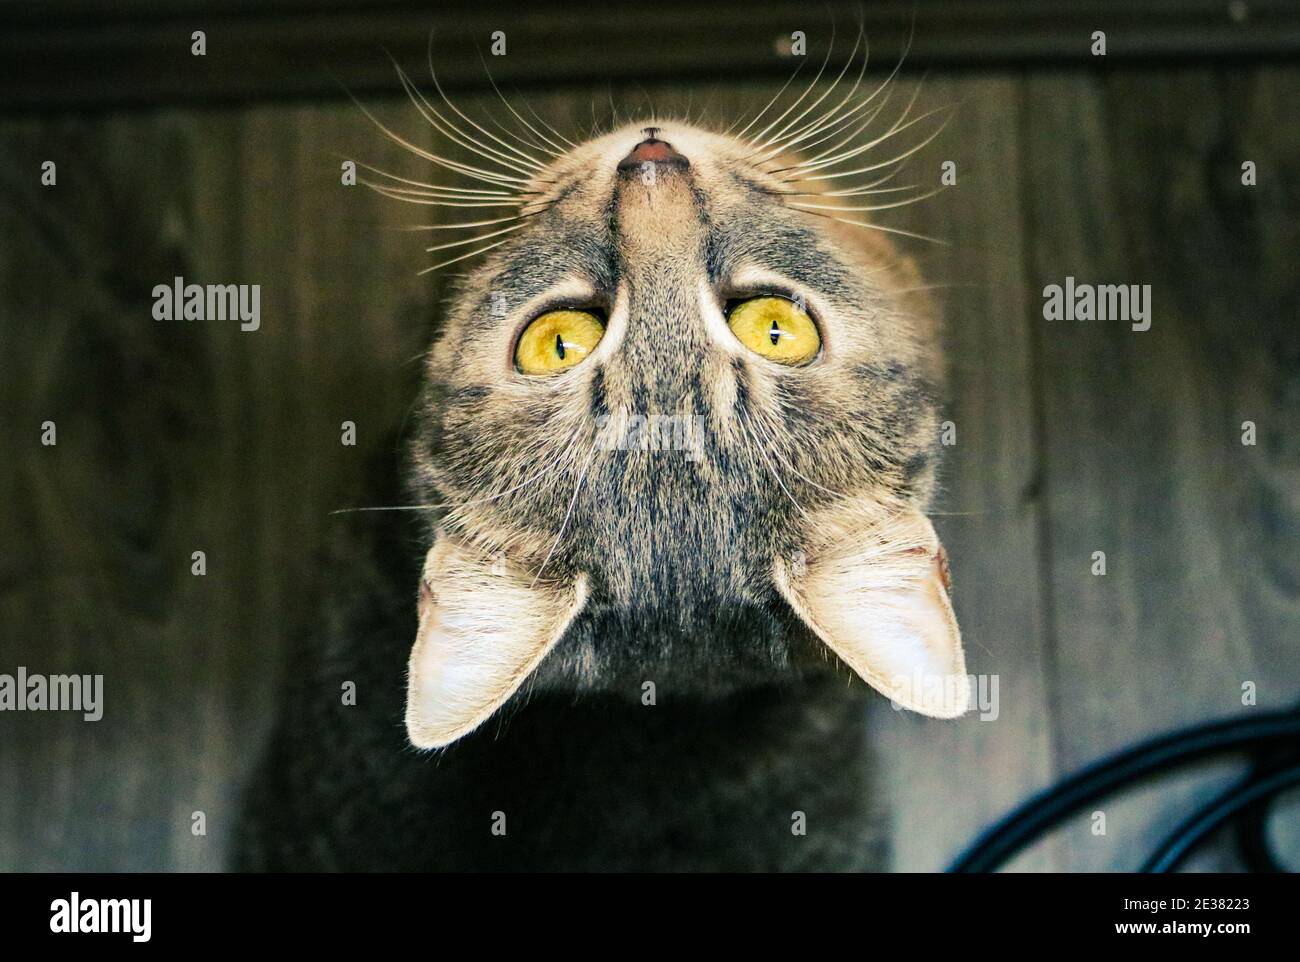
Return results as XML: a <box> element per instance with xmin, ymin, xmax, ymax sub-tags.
<box><xmin>936</xmin><ymin>543</ymin><xmax>953</xmax><ymax>592</ymax></box>
<box><xmin>773</xmin><ymin>514</ymin><xmax>969</xmax><ymax>719</ymax></box>
<box><xmin>908</xmin><ymin>543</ymin><xmax>953</xmax><ymax>592</ymax></box>
<box><xmin>404</xmin><ymin>538</ymin><xmax>590</xmax><ymax>749</ymax></box>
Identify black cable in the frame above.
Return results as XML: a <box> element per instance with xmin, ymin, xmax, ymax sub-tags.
<box><xmin>1235</xmin><ymin>790</ymin><xmax>1288</xmax><ymax>873</ymax></box>
<box><xmin>949</xmin><ymin>706</ymin><xmax>1300</xmax><ymax>873</ymax></box>
<box><xmin>1140</xmin><ymin>762</ymin><xmax>1300</xmax><ymax>872</ymax></box>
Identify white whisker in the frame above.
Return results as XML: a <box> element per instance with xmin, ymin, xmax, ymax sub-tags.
<box><xmin>747</xmin><ymin>25</ymin><xmax>864</xmax><ymax>158</ymax></box>
<box><xmin>817</xmin><ymin>167</ymin><xmax>911</xmax><ymax>196</ymax></box>
<box><xmin>789</xmin><ymin>184</ymin><xmax>947</xmax><ymax>214</ymax></box>
<box><xmin>530</xmin><ymin>440</ymin><xmax>599</xmax><ymax>588</ymax></box>
<box><xmin>791</xmin><ymin>207</ymin><xmax>947</xmax><ymax>245</ymax></box>
<box><xmin>752</xmin><ymin>19</ymin><xmax>913</xmax><ymax>166</ymax></box>
<box><xmin>424</xmin><ymin>221</ymin><xmax>528</xmax><ymax>253</ymax></box>
<box><xmin>423</xmin><ymin>35</ymin><xmax>554</xmax><ymax>172</ymax></box>
<box><xmin>736</xmin><ymin>405</ymin><xmax>808</xmax><ymax>518</ymax></box>
<box><xmin>474</xmin><ymin>51</ymin><xmax>568</xmax><ymax>159</ymax></box>
<box><xmin>348</xmin><ymin>90</ymin><xmax>534</xmax><ymax>187</ymax></box>
<box><xmin>750</xmin><ymin>46</ymin><xmax>874</xmax><ymax>164</ymax></box>
<box><xmin>744</xmin><ymin>25</ymin><xmax>838</xmax><ymax>151</ymax></box>
<box><xmin>352</xmin><ymin>160</ymin><xmax>518</xmax><ymax>196</ymax></box>
<box><xmin>417</xmin><ymin>236</ymin><xmax>516</xmax><ymax>274</ymax></box>
<box><xmin>780</xmin><ymin>182</ymin><xmax>917</xmax><ymax>201</ymax></box>
<box><xmin>397</xmin><ymin>214</ymin><xmax>527</xmax><ymax>231</ymax></box>
<box><xmin>727</xmin><ymin>55</ymin><xmax>809</xmax><ymax>141</ymax></box>
<box><xmin>783</xmin><ymin>113</ymin><xmax>950</xmax><ymax>185</ymax></box>
<box><xmin>520</xmin><ymin>95</ymin><xmax>579</xmax><ymax>150</ymax></box>
<box><xmin>776</xmin><ymin>90</ymin><xmax>939</xmax><ymax>176</ymax></box>
<box><xmin>764</xmin><ymin>166</ymin><xmax>909</xmax><ymax>199</ymax></box>
<box><xmin>391</xmin><ymin>59</ymin><xmax>543</xmax><ymax>177</ymax></box>
<box><xmin>364</xmin><ymin>189</ymin><xmax>526</xmax><ymax>209</ymax></box>
<box><xmin>803</xmin><ymin>14</ymin><xmax>912</xmax><ymax>139</ymax></box>
<box><xmin>758</xmin><ymin>85</ymin><xmax>897</xmax><ymax>172</ymax></box>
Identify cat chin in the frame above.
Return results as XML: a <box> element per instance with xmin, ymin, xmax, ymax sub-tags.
<box><xmin>521</xmin><ymin>663</ymin><xmax>835</xmax><ymax>705</ymax></box>
<box><xmin>519</xmin><ymin>615</ymin><xmax>835</xmax><ymax>701</ymax></box>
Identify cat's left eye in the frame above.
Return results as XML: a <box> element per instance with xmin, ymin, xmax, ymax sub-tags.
<box><xmin>515</xmin><ymin>309</ymin><xmax>605</xmax><ymax>375</ymax></box>
<box><xmin>726</xmin><ymin>295</ymin><xmax>821</xmax><ymax>365</ymax></box>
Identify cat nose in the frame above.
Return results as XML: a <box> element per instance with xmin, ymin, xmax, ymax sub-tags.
<box><xmin>617</xmin><ymin>131</ymin><xmax>689</xmax><ymax>172</ymax></box>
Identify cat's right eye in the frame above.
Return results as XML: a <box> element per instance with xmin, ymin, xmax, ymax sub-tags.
<box><xmin>514</xmin><ymin>309</ymin><xmax>605</xmax><ymax>375</ymax></box>
<box><xmin>726</xmin><ymin>295</ymin><xmax>821</xmax><ymax>365</ymax></box>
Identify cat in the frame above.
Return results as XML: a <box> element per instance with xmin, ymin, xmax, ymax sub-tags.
<box><xmin>237</xmin><ymin>66</ymin><xmax>965</xmax><ymax>871</ymax></box>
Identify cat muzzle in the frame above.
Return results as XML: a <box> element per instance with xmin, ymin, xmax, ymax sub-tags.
<box><xmin>617</xmin><ymin>136</ymin><xmax>689</xmax><ymax>173</ymax></box>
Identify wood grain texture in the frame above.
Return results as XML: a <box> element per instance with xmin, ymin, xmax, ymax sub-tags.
<box><xmin>7</xmin><ymin>1</ymin><xmax>1300</xmax><ymax>110</ymax></box>
<box><xmin>1</xmin><ymin>63</ymin><xmax>1296</xmax><ymax>871</ymax></box>
<box><xmin>1021</xmin><ymin>65</ymin><xmax>1300</xmax><ymax>871</ymax></box>
<box><xmin>0</xmin><ymin>101</ymin><xmax>437</xmax><ymax>870</ymax></box>
<box><xmin>861</xmin><ymin>75</ymin><xmax>1059</xmax><ymax>872</ymax></box>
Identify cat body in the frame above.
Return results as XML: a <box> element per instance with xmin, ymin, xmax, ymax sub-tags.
<box><xmin>237</xmin><ymin>496</ymin><xmax>884</xmax><ymax>871</ymax></box>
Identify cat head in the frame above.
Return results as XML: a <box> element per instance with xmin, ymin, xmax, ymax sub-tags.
<box><xmin>391</xmin><ymin>110</ymin><xmax>966</xmax><ymax>747</ymax></box>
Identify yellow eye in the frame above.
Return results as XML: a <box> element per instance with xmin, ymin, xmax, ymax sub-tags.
<box><xmin>515</xmin><ymin>309</ymin><xmax>605</xmax><ymax>375</ymax></box>
<box><xmin>727</xmin><ymin>296</ymin><xmax>820</xmax><ymax>365</ymax></box>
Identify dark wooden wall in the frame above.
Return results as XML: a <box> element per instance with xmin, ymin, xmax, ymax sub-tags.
<box><xmin>1</xmin><ymin>4</ymin><xmax>1298</xmax><ymax>871</ymax></box>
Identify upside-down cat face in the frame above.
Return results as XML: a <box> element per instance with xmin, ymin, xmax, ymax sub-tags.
<box><xmin>400</xmin><ymin>118</ymin><xmax>967</xmax><ymax>747</ymax></box>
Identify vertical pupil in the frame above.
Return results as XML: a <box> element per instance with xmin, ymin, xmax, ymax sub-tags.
<box><xmin>555</xmin><ymin>332</ymin><xmax>566</xmax><ymax>360</ymax></box>
<box><xmin>769</xmin><ymin>320</ymin><xmax>781</xmax><ymax>346</ymax></box>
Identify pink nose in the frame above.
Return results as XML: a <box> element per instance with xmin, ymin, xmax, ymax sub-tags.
<box><xmin>617</xmin><ymin>129</ymin><xmax>688</xmax><ymax>171</ymax></box>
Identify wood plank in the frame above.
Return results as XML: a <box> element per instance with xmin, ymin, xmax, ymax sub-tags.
<box><xmin>1022</xmin><ymin>65</ymin><xmax>1300</xmax><ymax>871</ymax></box>
<box><xmin>0</xmin><ymin>111</ymin><xmax>225</xmax><ymax>869</ymax></box>
<box><xmin>5</xmin><ymin>1</ymin><xmax>1300</xmax><ymax>111</ymax></box>
<box><xmin>0</xmin><ymin>96</ymin><xmax>439</xmax><ymax>870</ymax></box>
<box><xmin>857</xmin><ymin>75</ymin><xmax>1059</xmax><ymax>872</ymax></box>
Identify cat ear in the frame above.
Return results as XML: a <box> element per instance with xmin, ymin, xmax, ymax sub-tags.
<box><xmin>773</xmin><ymin>510</ymin><xmax>968</xmax><ymax>718</ymax></box>
<box><xmin>405</xmin><ymin>534</ymin><xmax>589</xmax><ymax>748</ymax></box>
